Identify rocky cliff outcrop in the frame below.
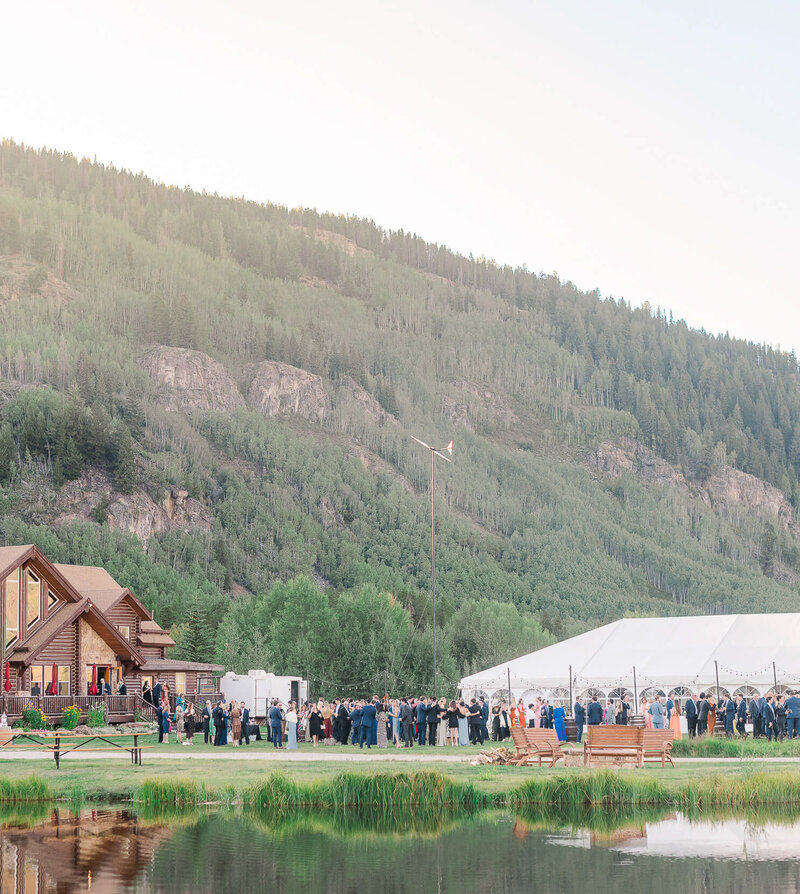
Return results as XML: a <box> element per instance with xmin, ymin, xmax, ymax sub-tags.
<box><xmin>55</xmin><ymin>471</ymin><xmax>212</xmax><ymax>547</ymax></box>
<box><xmin>246</xmin><ymin>360</ymin><xmax>331</xmax><ymax>421</ymax></box>
<box><xmin>337</xmin><ymin>376</ymin><xmax>398</xmax><ymax>426</ymax></box>
<box><xmin>589</xmin><ymin>437</ymin><xmax>795</xmax><ymax>530</ymax></box>
<box><xmin>443</xmin><ymin>380</ymin><xmax>518</xmax><ymax>431</ymax></box>
<box><xmin>138</xmin><ymin>346</ymin><xmax>245</xmax><ymax>412</ymax></box>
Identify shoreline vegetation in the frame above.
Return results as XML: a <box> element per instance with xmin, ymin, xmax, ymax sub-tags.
<box><xmin>2</xmin><ymin>766</ymin><xmax>800</xmax><ymax>810</ymax></box>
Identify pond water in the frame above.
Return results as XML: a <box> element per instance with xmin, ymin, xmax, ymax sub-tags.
<box><xmin>1</xmin><ymin>804</ymin><xmax>799</xmax><ymax>893</ymax></box>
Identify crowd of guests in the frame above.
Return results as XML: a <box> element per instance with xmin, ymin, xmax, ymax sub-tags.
<box><xmin>141</xmin><ymin>681</ymin><xmax>800</xmax><ymax>747</ymax></box>
<box><xmin>569</xmin><ymin>690</ymin><xmax>800</xmax><ymax>742</ymax></box>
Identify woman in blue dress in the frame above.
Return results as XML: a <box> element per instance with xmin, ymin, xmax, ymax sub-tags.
<box><xmin>553</xmin><ymin>703</ymin><xmax>567</xmax><ymax>742</ymax></box>
<box><xmin>286</xmin><ymin>702</ymin><xmax>298</xmax><ymax>750</ymax></box>
<box><xmin>221</xmin><ymin>704</ymin><xmax>229</xmax><ymax>745</ymax></box>
<box><xmin>389</xmin><ymin>700</ymin><xmax>401</xmax><ymax>747</ymax></box>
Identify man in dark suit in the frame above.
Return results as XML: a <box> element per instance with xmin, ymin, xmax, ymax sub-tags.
<box><xmin>696</xmin><ymin>692</ymin><xmax>710</xmax><ymax>736</ymax></box>
<box><xmin>786</xmin><ymin>690</ymin><xmax>800</xmax><ymax>740</ymax></box>
<box><xmin>468</xmin><ymin>698</ymin><xmax>483</xmax><ymax>744</ymax></box>
<box><xmin>749</xmin><ymin>696</ymin><xmax>762</xmax><ymax>737</ymax></box>
<box><xmin>416</xmin><ymin>698</ymin><xmax>428</xmax><ymax>746</ymax></box>
<box><xmin>400</xmin><ymin>698</ymin><xmax>414</xmax><ymax>746</ymax></box>
<box><xmin>586</xmin><ymin>696</ymin><xmax>603</xmax><ymax>726</ymax></box>
<box><xmin>240</xmin><ymin>703</ymin><xmax>251</xmax><ymax>745</ymax></box>
<box><xmin>684</xmin><ymin>694</ymin><xmax>698</xmax><ymax>737</ymax></box>
<box><xmin>573</xmin><ymin>697</ymin><xmax>585</xmax><ymax>743</ymax></box>
<box><xmin>349</xmin><ymin>701</ymin><xmax>362</xmax><ymax>745</ymax></box>
<box><xmin>202</xmin><ymin>700</ymin><xmax>212</xmax><ymax>744</ymax></box>
<box><xmin>268</xmin><ymin>700</ymin><xmax>283</xmax><ymax>748</ymax></box>
<box><xmin>735</xmin><ymin>696</ymin><xmax>747</xmax><ymax>736</ymax></box>
<box><xmin>426</xmin><ymin>699</ymin><xmax>440</xmax><ymax>746</ymax></box>
<box><xmin>479</xmin><ymin>697</ymin><xmax>489</xmax><ymax>742</ymax></box>
<box><xmin>118</xmin><ymin>680</ymin><xmax>127</xmax><ymax>695</ymax></box>
<box><xmin>152</xmin><ymin>680</ymin><xmax>164</xmax><ymax>744</ymax></box>
<box><xmin>724</xmin><ymin>696</ymin><xmax>735</xmax><ymax>737</ymax></box>
<box><xmin>621</xmin><ymin>696</ymin><xmax>631</xmax><ymax>725</ymax></box>
<box><xmin>212</xmin><ymin>701</ymin><xmax>224</xmax><ymax>746</ymax></box>
<box><xmin>763</xmin><ymin>695</ymin><xmax>776</xmax><ymax>741</ymax></box>
<box><xmin>360</xmin><ymin>698</ymin><xmax>376</xmax><ymax>748</ymax></box>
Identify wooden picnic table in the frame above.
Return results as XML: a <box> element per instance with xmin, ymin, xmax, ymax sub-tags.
<box><xmin>0</xmin><ymin>730</ymin><xmax>147</xmax><ymax>769</ymax></box>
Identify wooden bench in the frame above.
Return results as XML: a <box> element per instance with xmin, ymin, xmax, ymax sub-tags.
<box><xmin>642</xmin><ymin>729</ymin><xmax>675</xmax><ymax>767</ymax></box>
<box><xmin>584</xmin><ymin>726</ymin><xmax>644</xmax><ymax>768</ymax></box>
<box><xmin>0</xmin><ymin>732</ymin><xmax>149</xmax><ymax>768</ymax></box>
<box><xmin>523</xmin><ymin>728</ymin><xmax>571</xmax><ymax>767</ymax></box>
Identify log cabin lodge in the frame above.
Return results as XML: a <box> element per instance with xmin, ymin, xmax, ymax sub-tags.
<box><xmin>0</xmin><ymin>544</ymin><xmax>222</xmax><ymax>723</ymax></box>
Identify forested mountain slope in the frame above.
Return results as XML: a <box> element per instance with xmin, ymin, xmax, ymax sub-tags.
<box><xmin>0</xmin><ymin>141</ymin><xmax>798</xmax><ymax>691</ymax></box>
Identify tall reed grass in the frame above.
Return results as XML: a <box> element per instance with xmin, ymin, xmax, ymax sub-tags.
<box><xmin>246</xmin><ymin>770</ymin><xmax>491</xmax><ymax>809</ymax></box>
<box><xmin>507</xmin><ymin>769</ymin><xmax>800</xmax><ymax>808</ymax></box>
<box><xmin>0</xmin><ymin>776</ymin><xmax>51</xmax><ymax>802</ymax></box>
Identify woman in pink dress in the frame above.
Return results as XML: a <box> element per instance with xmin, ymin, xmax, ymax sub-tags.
<box><xmin>533</xmin><ymin>698</ymin><xmax>542</xmax><ymax>727</ymax></box>
<box><xmin>669</xmin><ymin>700</ymin><xmax>682</xmax><ymax>740</ymax></box>
<box><xmin>642</xmin><ymin>697</ymin><xmax>653</xmax><ymax>728</ymax></box>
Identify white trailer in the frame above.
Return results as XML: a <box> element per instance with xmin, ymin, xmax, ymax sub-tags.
<box><xmin>219</xmin><ymin>670</ymin><xmax>308</xmax><ymax>720</ymax></box>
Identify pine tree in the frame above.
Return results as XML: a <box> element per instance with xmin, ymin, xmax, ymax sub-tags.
<box><xmin>113</xmin><ymin>426</ymin><xmax>136</xmax><ymax>494</ymax></box>
<box><xmin>179</xmin><ymin>593</ymin><xmax>214</xmax><ymax>662</ymax></box>
<box><xmin>61</xmin><ymin>436</ymin><xmax>83</xmax><ymax>480</ymax></box>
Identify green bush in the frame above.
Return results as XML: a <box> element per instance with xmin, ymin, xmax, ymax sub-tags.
<box><xmin>21</xmin><ymin>706</ymin><xmax>47</xmax><ymax>730</ymax></box>
<box><xmin>86</xmin><ymin>706</ymin><xmax>105</xmax><ymax>728</ymax></box>
<box><xmin>61</xmin><ymin>705</ymin><xmax>80</xmax><ymax>730</ymax></box>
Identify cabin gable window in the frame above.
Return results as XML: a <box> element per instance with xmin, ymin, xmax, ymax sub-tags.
<box><xmin>26</xmin><ymin>570</ymin><xmax>41</xmax><ymax>629</ymax></box>
<box><xmin>4</xmin><ymin>569</ymin><xmax>19</xmax><ymax>647</ymax></box>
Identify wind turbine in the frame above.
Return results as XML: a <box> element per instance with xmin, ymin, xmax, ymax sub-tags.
<box><xmin>410</xmin><ymin>435</ymin><xmax>453</xmax><ymax>699</ymax></box>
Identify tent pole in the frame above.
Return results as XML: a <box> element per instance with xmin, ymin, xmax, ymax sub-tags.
<box><xmin>507</xmin><ymin>667</ymin><xmax>512</xmax><ymax>707</ymax></box>
<box><xmin>773</xmin><ymin>662</ymin><xmax>778</xmax><ymax>693</ymax></box>
<box><xmin>569</xmin><ymin>665</ymin><xmax>572</xmax><ymax>715</ymax></box>
<box><xmin>714</xmin><ymin>660</ymin><xmax>720</xmax><ymax>699</ymax></box>
<box><xmin>633</xmin><ymin>666</ymin><xmax>637</xmax><ymax>709</ymax></box>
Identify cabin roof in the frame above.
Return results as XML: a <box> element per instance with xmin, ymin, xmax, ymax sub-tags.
<box><xmin>0</xmin><ymin>544</ymin><xmax>35</xmax><ymax>580</ymax></box>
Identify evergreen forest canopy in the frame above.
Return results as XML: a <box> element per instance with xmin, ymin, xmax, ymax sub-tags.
<box><xmin>0</xmin><ymin>140</ymin><xmax>798</xmax><ymax>696</ymax></box>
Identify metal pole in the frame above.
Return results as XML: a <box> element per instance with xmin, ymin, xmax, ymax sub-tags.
<box><xmin>507</xmin><ymin>667</ymin><xmax>512</xmax><ymax>706</ymax></box>
<box><xmin>569</xmin><ymin>665</ymin><xmax>572</xmax><ymax>715</ymax></box>
<box><xmin>714</xmin><ymin>660</ymin><xmax>720</xmax><ymax>699</ymax></box>
<box><xmin>384</xmin><ymin>669</ymin><xmax>388</xmax><ymax>702</ymax></box>
<box><xmin>307</xmin><ymin>669</ymin><xmax>310</xmax><ymax>706</ymax></box>
<box><xmin>633</xmin><ymin>666</ymin><xmax>638</xmax><ymax>709</ymax></box>
<box><xmin>431</xmin><ymin>448</ymin><xmax>437</xmax><ymax>701</ymax></box>
<box><xmin>773</xmin><ymin>661</ymin><xmax>778</xmax><ymax>693</ymax></box>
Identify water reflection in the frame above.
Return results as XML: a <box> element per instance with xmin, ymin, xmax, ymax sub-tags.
<box><xmin>0</xmin><ymin>804</ymin><xmax>799</xmax><ymax>893</ymax></box>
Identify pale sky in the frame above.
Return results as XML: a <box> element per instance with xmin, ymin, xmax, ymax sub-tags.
<box><xmin>2</xmin><ymin>2</ymin><xmax>798</xmax><ymax>352</ymax></box>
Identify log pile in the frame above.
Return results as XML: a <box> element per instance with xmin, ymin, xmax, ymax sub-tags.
<box><xmin>471</xmin><ymin>746</ymin><xmax>518</xmax><ymax>766</ymax></box>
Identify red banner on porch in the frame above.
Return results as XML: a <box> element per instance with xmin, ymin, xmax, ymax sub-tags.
<box><xmin>89</xmin><ymin>663</ymin><xmax>98</xmax><ymax>695</ymax></box>
<box><xmin>49</xmin><ymin>662</ymin><xmax>58</xmax><ymax>695</ymax></box>
<box><xmin>3</xmin><ymin>662</ymin><xmax>10</xmax><ymax>693</ymax></box>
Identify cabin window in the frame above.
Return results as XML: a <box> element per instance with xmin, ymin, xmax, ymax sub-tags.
<box><xmin>5</xmin><ymin>569</ymin><xmax>19</xmax><ymax>647</ymax></box>
<box><xmin>47</xmin><ymin>588</ymin><xmax>58</xmax><ymax>611</ymax></box>
<box><xmin>118</xmin><ymin>625</ymin><xmax>130</xmax><ymax>640</ymax></box>
<box><xmin>30</xmin><ymin>666</ymin><xmax>44</xmax><ymax>694</ymax></box>
<box><xmin>58</xmin><ymin>665</ymin><xmax>70</xmax><ymax>696</ymax></box>
<box><xmin>26</xmin><ymin>570</ymin><xmax>41</xmax><ymax>629</ymax></box>
<box><xmin>175</xmin><ymin>672</ymin><xmax>186</xmax><ymax>694</ymax></box>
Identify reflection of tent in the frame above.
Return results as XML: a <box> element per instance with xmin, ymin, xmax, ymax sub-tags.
<box><xmin>459</xmin><ymin>613</ymin><xmax>800</xmax><ymax>702</ymax></box>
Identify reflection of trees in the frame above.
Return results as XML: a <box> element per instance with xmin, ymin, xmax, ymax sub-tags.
<box><xmin>3</xmin><ymin>805</ymin><xmax>800</xmax><ymax>894</ymax></box>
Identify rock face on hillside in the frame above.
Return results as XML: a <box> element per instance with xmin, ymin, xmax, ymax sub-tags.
<box><xmin>443</xmin><ymin>380</ymin><xmax>518</xmax><ymax>431</ymax></box>
<box><xmin>246</xmin><ymin>361</ymin><xmax>331</xmax><ymax>421</ymax></box>
<box><xmin>55</xmin><ymin>471</ymin><xmax>212</xmax><ymax>547</ymax></box>
<box><xmin>337</xmin><ymin>376</ymin><xmax>398</xmax><ymax>426</ymax></box>
<box><xmin>138</xmin><ymin>346</ymin><xmax>245</xmax><ymax>412</ymax></box>
<box><xmin>589</xmin><ymin>437</ymin><xmax>795</xmax><ymax>528</ymax></box>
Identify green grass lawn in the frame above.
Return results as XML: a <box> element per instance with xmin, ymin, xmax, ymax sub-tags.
<box><xmin>2</xmin><ymin>750</ymin><xmax>800</xmax><ymax>802</ymax></box>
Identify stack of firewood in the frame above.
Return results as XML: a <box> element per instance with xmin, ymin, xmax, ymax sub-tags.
<box><xmin>471</xmin><ymin>746</ymin><xmax>518</xmax><ymax>765</ymax></box>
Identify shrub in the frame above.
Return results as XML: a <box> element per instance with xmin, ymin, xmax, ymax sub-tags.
<box><xmin>61</xmin><ymin>705</ymin><xmax>80</xmax><ymax>730</ymax></box>
<box><xmin>21</xmin><ymin>705</ymin><xmax>47</xmax><ymax>730</ymax></box>
<box><xmin>86</xmin><ymin>706</ymin><xmax>105</xmax><ymax>728</ymax></box>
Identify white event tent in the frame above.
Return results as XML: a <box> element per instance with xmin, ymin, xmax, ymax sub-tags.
<box><xmin>459</xmin><ymin>613</ymin><xmax>800</xmax><ymax>706</ymax></box>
